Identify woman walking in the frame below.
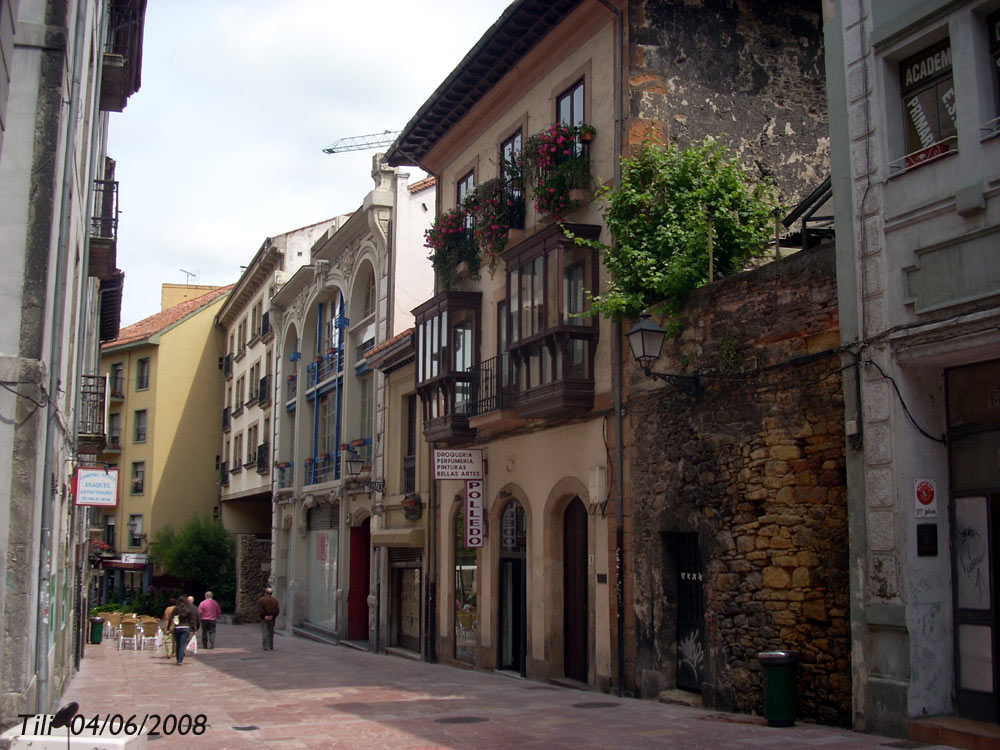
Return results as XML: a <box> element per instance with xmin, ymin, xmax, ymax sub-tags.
<box><xmin>172</xmin><ymin>596</ymin><xmax>199</xmax><ymax>665</ymax></box>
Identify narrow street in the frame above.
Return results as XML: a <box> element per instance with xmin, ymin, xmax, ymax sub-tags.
<box><xmin>42</xmin><ymin>623</ymin><xmax>949</xmax><ymax>749</ymax></box>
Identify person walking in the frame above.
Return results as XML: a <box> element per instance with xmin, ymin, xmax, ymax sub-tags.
<box><xmin>197</xmin><ymin>591</ymin><xmax>221</xmax><ymax>649</ymax></box>
<box><xmin>172</xmin><ymin>596</ymin><xmax>199</xmax><ymax>665</ymax></box>
<box><xmin>161</xmin><ymin>599</ymin><xmax>177</xmax><ymax>660</ymax></box>
<box><xmin>259</xmin><ymin>586</ymin><xmax>280</xmax><ymax>651</ymax></box>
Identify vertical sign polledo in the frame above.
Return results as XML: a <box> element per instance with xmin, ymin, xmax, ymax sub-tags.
<box><xmin>465</xmin><ymin>479</ymin><xmax>485</xmax><ymax>548</ymax></box>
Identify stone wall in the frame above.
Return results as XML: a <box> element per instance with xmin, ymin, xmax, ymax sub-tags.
<box><xmin>235</xmin><ymin>534</ymin><xmax>271</xmax><ymax>623</ymax></box>
<box><xmin>628</xmin><ymin>0</ymin><xmax>829</xmax><ymax>207</ymax></box>
<box><xmin>623</xmin><ymin>245</ymin><xmax>850</xmax><ymax>725</ymax></box>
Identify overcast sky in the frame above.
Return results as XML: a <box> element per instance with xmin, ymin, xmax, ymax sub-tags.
<box><xmin>109</xmin><ymin>0</ymin><xmax>512</xmax><ymax>326</ymax></box>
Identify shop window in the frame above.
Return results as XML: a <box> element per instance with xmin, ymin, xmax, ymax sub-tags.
<box><xmin>454</xmin><ymin>505</ymin><xmax>479</xmax><ymax>664</ymax></box>
<box><xmin>895</xmin><ymin>39</ymin><xmax>957</xmax><ymax>172</ymax></box>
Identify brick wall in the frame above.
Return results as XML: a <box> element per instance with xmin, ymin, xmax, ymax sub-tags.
<box><xmin>623</xmin><ymin>245</ymin><xmax>850</xmax><ymax>725</ymax></box>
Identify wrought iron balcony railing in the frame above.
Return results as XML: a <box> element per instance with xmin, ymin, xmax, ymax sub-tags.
<box><xmin>466</xmin><ymin>353</ymin><xmax>518</xmax><ymax>417</ymax></box>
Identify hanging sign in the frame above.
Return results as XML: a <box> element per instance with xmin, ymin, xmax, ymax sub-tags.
<box><xmin>74</xmin><ymin>467</ymin><xmax>119</xmax><ymax>507</ymax></box>
<box><xmin>914</xmin><ymin>478</ymin><xmax>938</xmax><ymax>518</ymax></box>
<box><xmin>465</xmin><ymin>479</ymin><xmax>485</xmax><ymax>548</ymax></box>
<box><xmin>434</xmin><ymin>449</ymin><xmax>483</xmax><ymax>480</ymax></box>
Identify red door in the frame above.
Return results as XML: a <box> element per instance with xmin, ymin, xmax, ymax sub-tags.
<box><xmin>347</xmin><ymin>518</ymin><xmax>371</xmax><ymax>640</ymax></box>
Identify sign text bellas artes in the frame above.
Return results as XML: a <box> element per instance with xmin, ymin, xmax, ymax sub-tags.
<box><xmin>433</xmin><ymin>449</ymin><xmax>483</xmax><ymax>480</ymax></box>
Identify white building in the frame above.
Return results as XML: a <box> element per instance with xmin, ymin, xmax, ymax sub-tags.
<box><xmin>216</xmin><ymin>219</ymin><xmax>341</xmax><ymax>621</ymax></box>
<box><xmin>0</xmin><ymin>0</ymin><xmax>146</xmax><ymax>724</ymax></box>
<box><xmin>268</xmin><ymin>157</ymin><xmax>434</xmax><ymax>648</ymax></box>
<box><xmin>825</xmin><ymin>0</ymin><xmax>1000</xmax><ymax>740</ymax></box>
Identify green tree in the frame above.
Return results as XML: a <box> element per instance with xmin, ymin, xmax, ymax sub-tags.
<box><xmin>578</xmin><ymin>138</ymin><xmax>778</xmax><ymax>323</ymax></box>
<box><xmin>149</xmin><ymin>516</ymin><xmax>236</xmax><ymax>610</ymax></box>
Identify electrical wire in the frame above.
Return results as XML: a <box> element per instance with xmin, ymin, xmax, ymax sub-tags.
<box><xmin>863</xmin><ymin>358</ymin><xmax>946</xmax><ymax>444</ymax></box>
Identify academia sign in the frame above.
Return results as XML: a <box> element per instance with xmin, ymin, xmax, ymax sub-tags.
<box><xmin>74</xmin><ymin>467</ymin><xmax>119</xmax><ymax>507</ymax></box>
<box><xmin>433</xmin><ymin>449</ymin><xmax>483</xmax><ymax>480</ymax></box>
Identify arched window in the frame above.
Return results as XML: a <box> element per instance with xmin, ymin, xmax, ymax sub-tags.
<box><xmin>363</xmin><ymin>272</ymin><xmax>376</xmax><ymax>319</ymax></box>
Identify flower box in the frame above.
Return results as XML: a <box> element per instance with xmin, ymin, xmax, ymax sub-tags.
<box><xmin>350</xmin><ymin>438</ymin><xmax>367</xmax><ymax>447</ymax></box>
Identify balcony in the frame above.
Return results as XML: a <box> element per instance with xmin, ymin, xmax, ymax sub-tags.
<box><xmin>258</xmin><ymin>374</ymin><xmax>271</xmax><ymax>406</ymax></box>
<box><xmin>256</xmin><ymin>442</ymin><xmax>269</xmax><ymax>474</ymax></box>
<box><xmin>466</xmin><ymin>353</ymin><xmax>519</xmax><ymax>416</ymax></box>
<box><xmin>304</xmin><ymin>454</ymin><xmax>337</xmax><ymax>486</ymax></box>
<box><xmin>286</xmin><ymin>375</ymin><xmax>297</xmax><ymax>402</ymax></box>
<box><xmin>100</xmin><ymin>0</ymin><xmax>145</xmax><ymax>112</ymax></box>
<box><xmin>223</xmin><ymin>353</ymin><xmax>233</xmax><ymax>379</ymax></box>
<box><xmin>78</xmin><ymin>375</ymin><xmax>107</xmax><ymax>454</ymax></box>
<box><xmin>306</xmin><ymin>349</ymin><xmax>343</xmax><ymax>389</ymax></box>
<box><xmin>109</xmin><ymin>374</ymin><xmax>124</xmax><ymax>399</ymax></box>
<box><xmin>106</xmin><ymin>428</ymin><xmax>121</xmax><ymax>451</ymax></box>
<box><xmin>222</xmin><ymin>407</ymin><xmax>230</xmax><ymax>432</ymax></box>
<box><xmin>88</xmin><ymin>178</ymin><xmax>119</xmax><ymax>281</ymax></box>
<box><xmin>232</xmin><ymin>400</ymin><xmax>244</xmax><ymax>418</ymax></box>
<box><xmin>219</xmin><ymin>462</ymin><xmax>229</xmax><ymax>487</ymax></box>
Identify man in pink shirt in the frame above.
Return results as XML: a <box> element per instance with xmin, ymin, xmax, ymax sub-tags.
<box><xmin>197</xmin><ymin>591</ymin><xmax>222</xmax><ymax>649</ymax></box>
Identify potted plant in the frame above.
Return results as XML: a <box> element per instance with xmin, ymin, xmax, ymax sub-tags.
<box><xmin>425</xmin><ymin>206</ymin><xmax>480</xmax><ymax>289</ymax></box>
<box><xmin>523</xmin><ymin>123</ymin><xmax>593</xmax><ymax>219</ymax></box>
<box><xmin>578</xmin><ymin>123</ymin><xmax>596</xmax><ymax>142</ymax></box>
<box><xmin>467</xmin><ymin>175</ymin><xmax>524</xmax><ymax>273</ymax></box>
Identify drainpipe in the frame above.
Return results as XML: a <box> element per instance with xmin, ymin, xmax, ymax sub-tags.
<box><xmin>37</xmin><ymin>0</ymin><xmax>91</xmax><ymax>714</ymax></box>
<box><xmin>597</xmin><ymin>0</ymin><xmax>625</xmax><ymax>698</ymax></box>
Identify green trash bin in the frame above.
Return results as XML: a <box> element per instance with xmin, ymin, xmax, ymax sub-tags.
<box><xmin>758</xmin><ymin>650</ymin><xmax>798</xmax><ymax>726</ymax></box>
<box><xmin>89</xmin><ymin>616</ymin><xmax>104</xmax><ymax>645</ymax></box>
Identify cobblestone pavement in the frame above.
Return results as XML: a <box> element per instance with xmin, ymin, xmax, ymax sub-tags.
<box><xmin>44</xmin><ymin>623</ymin><xmax>955</xmax><ymax>749</ymax></box>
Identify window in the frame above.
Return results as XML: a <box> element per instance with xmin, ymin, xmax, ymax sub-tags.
<box><xmin>232</xmin><ymin>433</ymin><xmax>243</xmax><ymax>472</ymax></box>
<box><xmin>989</xmin><ymin>11</ymin><xmax>1000</xmax><ymax>130</ymax></box>
<box><xmin>502</xmin><ymin>222</ymin><xmax>601</xmax><ymax>418</ymax></box>
<box><xmin>458</xmin><ymin>171</ymin><xmax>475</xmax><ymax>233</ymax></box>
<box><xmin>363</xmin><ymin>273</ymin><xmax>376</xmax><ymax>319</ymax></box>
<box><xmin>251</xmin><ymin>301</ymin><xmax>262</xmax><ymax>339</ymax></box>
<box><xmin>136</xmin><ymin>358</ymin><xmax>149</xmax><ymax>390</ymax></box>
<box><xmin>900</xmin><ymin>39</ymin><xmax>956</xmax><ymax>162</ymax></box>
<box><xmin>248</xmin><ymin>362</ymin><xmax>260</xmax><ymax>403</ymax></box>
<box><xmin>247</xmin><ymin>423</ymin><xmax>258</xmax><ymax>464</ymax></box>
<box><xmin>558</xmin><ymin>79</ymin><xmax>585</xmax><ymax>128</ymax></box>
<box><xmin>103</xmin><ymin>515</ymin><xmax>115</xmax><ymax>547</ymax></box>
<box><xmin>359</xmin><ymin>374</ymin><xmax>374</xmax><ymax>454</ymax></box>
<box><xmin>128</xmin><ymin>514</ymin><xmax>144</xmax><ymax>548</ymax></box>
<box><xmin>501</xmin><ymin>130</ymin><xmax>525</xmax><ymax>230</ymax></box>
<box><xmin>131</xmin><ymin>461</ymin><xmax>144</xmax><ymax>494</ymax></box>
<box><xmin>133</xmin><ymin>409</ymin><xmax>147</xmax><ymax>442</ymax></box>
<box><xmin>109</xmin><ymin>363</ymin><xmax>124</xmax><ymax>396</ymax></box>
<box><xmin>108</xmin><ymin>411</ymin><xmax>121</xmax><ymax>448</ymax></box>
<box><xmin>319</xmin><ymin>392</ymin><xmax>337</xmax><ymax>456</ymax></box>
<box><xmin>413</xmin><ymin>291</ymin><xmax>481</xmax><ymax>442</ymax></box>
<box><xmin>234</xmin><ymin>376</ymin><xmax>245</xmax><ymax>414</ymax></box>
<box><xmin>403</xmin><ymin>394</ymin><xmax>417</xmax><ymax>493</ymax></box>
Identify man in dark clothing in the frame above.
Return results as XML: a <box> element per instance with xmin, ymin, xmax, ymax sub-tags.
<box><xmin>259</xmin><ymin>586</ymin><xmax>280</xmax><ymax>651</ymax></box>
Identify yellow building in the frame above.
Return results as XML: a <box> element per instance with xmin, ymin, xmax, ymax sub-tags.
<box><xmin>93</xmin><ymin>284</ymin><xmax>231</xmax><ymax>600</ymax></box>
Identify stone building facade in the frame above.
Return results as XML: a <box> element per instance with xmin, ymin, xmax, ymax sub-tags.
<box><xmin>625</xmin><ymin>245</ymin><xmax>850</xmax><ymax>725</ymax></box>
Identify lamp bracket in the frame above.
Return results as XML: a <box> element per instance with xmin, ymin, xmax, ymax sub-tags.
<box><xmin>642</xmin><ymin>368</ymin><xmax>703</xmax><ymax>398</ymax></box>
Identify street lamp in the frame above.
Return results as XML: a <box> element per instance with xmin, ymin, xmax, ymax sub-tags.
<box><xmin>126</xmin><ymin>517</ymin><xmax>146</xmax><ymax>544</ymax></box>
<box><xmin>345</xmin><ymin>450</ymin><xmax>384</xmax><ymax>492</ymax></box>
<box><xmin>626</xmin><ymin>313</ymin><xmax>702</xmax><ymax>398</ymax></box>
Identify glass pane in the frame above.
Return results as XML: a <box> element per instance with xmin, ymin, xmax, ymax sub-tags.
<box><xmin>958</xmin><ymin>624</ymin><xmax>994</xmax><ymax>693</ymax></box>
<box><xmin>431</xmin><ymin>315</ymin><xmax>439</xmax><ymax>378</ymax></box>
<box><xmin>454</xmin><ymin>320</ymin><xmax>473</xmax><ymax>371</ymax></box>
<box><xmin>547</xmin><ymin>250</ymin><xmax>559</xmax><ymax>328</ymax></box>
<box><xmin>533</xmin><ymin>256</ymin><xmax>544</xmax><ymax>334</ymax></box>
<box><xmin>573</xmin><ymin>84</ymin><xmax>584</xmax><ymax>127</ymax></box>
<box><xmin>947</xmin><ymin>360</ymin><xmax>1000</xmax><ymax>430</ymax></box>
<box><xmin>568</xmin><ymin>338</ymin><xmax>587</xmax><ymax>380</ymax></box>
<box><xmin>520</xmin><ymin>263</ymin><xmax>532</xmax><ymax>339</ymax></box>
<box><xmin>950</xmin><ymin>432</ymin><xmax>1000</xmax><ymax>492</ymax></box>
<box><xmin>564</xmin><ymin>261</ymin><xmax>584</xmax><ymax>322</ymax></box>
<box><xmin>501</xmin><ymin>500</ymin><xmax>526</xmax><ymax>552</ymax></box>
<box><xmin>955</xmin><ymin>496</ymin><xmax>992</xmax><ymax>610</ymax></box>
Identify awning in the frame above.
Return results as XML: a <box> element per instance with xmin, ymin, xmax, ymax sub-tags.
<box><xmin>101</xmin><ymin>560</ymin><xmax>147</xmax><ymax>570</ymax></box>
<box><xmin>371</xmin><ymin>527</ymin><xmax>425</xmax><ymax>548</ymax></box>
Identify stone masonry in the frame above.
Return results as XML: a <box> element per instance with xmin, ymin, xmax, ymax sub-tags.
<box><xmin>623</xmin><ymin>244</ymin><xmax>850</xmax><ymax>726</ymax></box>
<box><xmin>235</xmin><ymin>534</ymin><xmax>271</xmax><ymax>623</ymax></box>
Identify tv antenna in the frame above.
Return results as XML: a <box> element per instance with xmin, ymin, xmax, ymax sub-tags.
<box><xmin>179</xmin><ymin>268</ymin><xmax>198</xmax><ymax>284</ymax></box>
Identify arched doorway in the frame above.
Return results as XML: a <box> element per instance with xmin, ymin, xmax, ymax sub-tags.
<box><xmin>347</xmin><ymin>517</ymin><xmax>371</xmax><ymax>641</ymax></box>
<box><xmin>563</xmin><ymin>497</ymin><xmax>588</xmax><ymax>682</ymax></box>
<box><xmin>498</xmin><ymin>499</ymin><xmax>526</xmax><ymax>675</ymax></box>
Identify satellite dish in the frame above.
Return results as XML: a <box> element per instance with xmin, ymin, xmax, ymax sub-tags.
<box><xmin>51</xmin><ymin>701</ymin><xmax>79</xmax><ymax>728</ymax></box>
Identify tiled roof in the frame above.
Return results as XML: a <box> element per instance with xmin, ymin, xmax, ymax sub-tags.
<box><xmin>102</xmin><ymin>285</ymin><xmax>233</xmax><ymax>350</ymax></box>
<box><xmin>364</xmin><ymin>328</ymin><xmax>414</xmax><ymax>360</ymax></box>
<box><xmin>408</xmin><ymin>176</ymin><xmax>436</xmax><ymax>193</ymax></box>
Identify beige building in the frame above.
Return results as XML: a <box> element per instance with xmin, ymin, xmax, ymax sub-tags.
<box><xmin>386</xmin><ymin>0</ymin><xmax>829</xmax><ymax>693</ymax></box>
<box><xmin>93</xmin><ymin>285</ymin><xmax>230</xmax><ymax>600</ymax></box>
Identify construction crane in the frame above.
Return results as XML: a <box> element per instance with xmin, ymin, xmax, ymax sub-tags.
<box><xmin>322</xmin><ymin>130</ymin><xmax>401</xmax><ymax>154</ymax></box>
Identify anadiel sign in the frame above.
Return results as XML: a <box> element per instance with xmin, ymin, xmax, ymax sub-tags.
<box><xmin>74</xmin><ymin>467</ymin><xmax>119</xmax><ymax>507</ymax></box>
<box><xmin>433</xmin><ymin>448</ymin><xmax>483</xmax><ymax>480</ymax></box>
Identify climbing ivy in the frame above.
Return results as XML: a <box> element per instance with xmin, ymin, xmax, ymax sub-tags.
<box><xmin>577</xmin><ymin>138</ymin><xmax>778</xmax><ymax>323</ymax></box>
